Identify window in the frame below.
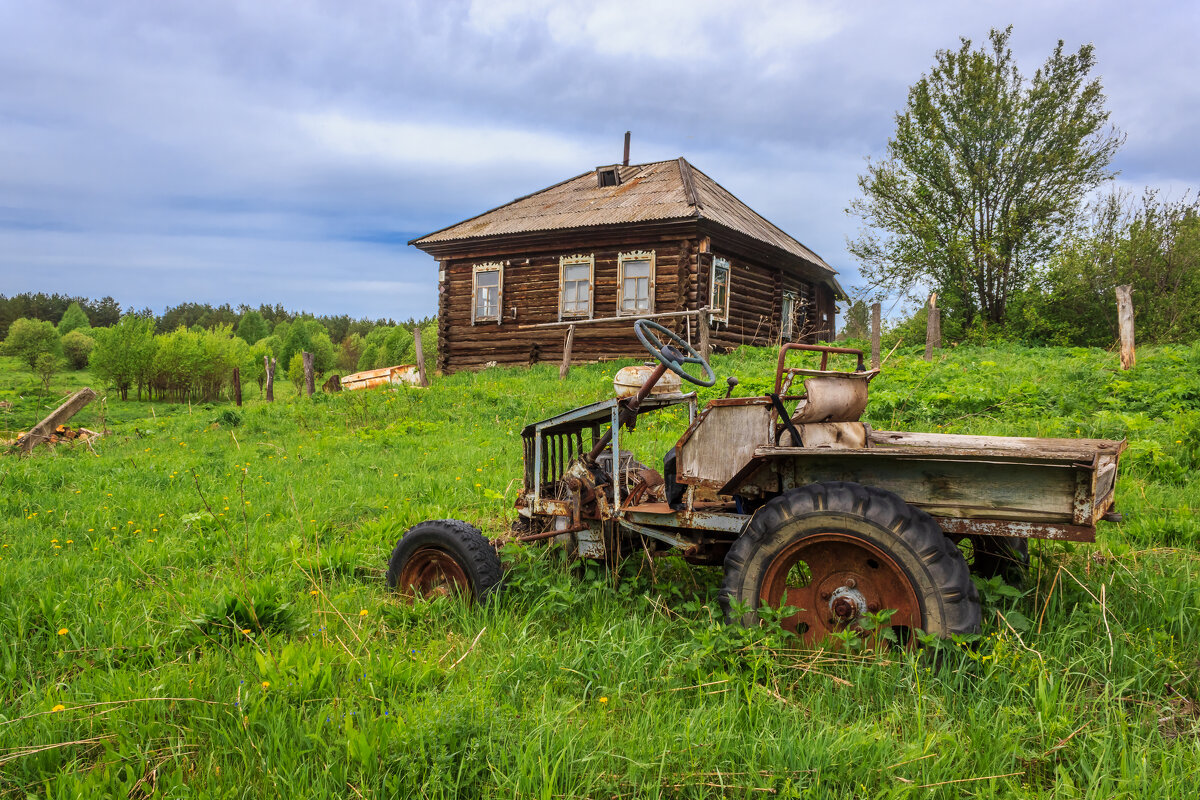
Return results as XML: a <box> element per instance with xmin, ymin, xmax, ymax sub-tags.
<box><xmin>560</xmin><ymin>254</ymin><xmax>593</xmax><ymax>319</ymax></box>
<box><xmin>710</xmin><ymin>257</ymin><xmax>731</xmax><ymax>322</ymax></box>
<box><xmin>472</xmin><ymin>263</ymin><xmax>502</xmax><ymax>324</ymax></box>
<box><xmin>781</xmin><ymin>291</ymin><xmax>797</xmax><ymax>340</ymax></box>
<box><xmin>596</xmin><ymin>167</ymin><xmax>620</xmax><ymax>187</ymax></box>
<box><xmin>617</xmin><ymin>251</ymin><xmax>655</xmax><ymax>315</ymax></box>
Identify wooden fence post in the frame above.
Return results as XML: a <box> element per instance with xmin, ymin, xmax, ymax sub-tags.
<box><xmin>698</xmin><ymin>308</ymin><xmax>711</xmax><ymax>361</ymax></box>
<box><xmin>303</xmin><ymin>351</ymin><xmax>315</xmax><ymax>397</ymax></box>
<box><xmin>413</xmin><ymin>327</ymin><xmax>429</xmax><ymax>387</ymax></box>
<box><xmin>924</xmin><ymin>293</ymin><xmax>940</xmax><ymax>362</ymax></box>
<box><xmin>1116</xmin><ymin>285</ymin><xmax>1135</xmax><ymax>370</ymax></box>
<box><xmin>264</xmin><ymin>355</ymin><xmax>276</xmax><ymax>402</ymax></box>
<box><xmin>560</xmin><ymin>324</ymin><xmax>575</xmax><ymax>380</ymax></box>
<box><xmin>232</xmin><ymin>367</ymin><xmax>242</xmax><ymax>407</ymax></box>
<box><xmin>870</xmin><ymin>302</ymin><xmax>881</xmax><ymax>370</ymax></box>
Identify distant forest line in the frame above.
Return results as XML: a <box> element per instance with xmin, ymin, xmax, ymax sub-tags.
<box><xmin>0</xmin><ymin>293</ymin><xmax>433</xmax><ymax>344</ymax></box>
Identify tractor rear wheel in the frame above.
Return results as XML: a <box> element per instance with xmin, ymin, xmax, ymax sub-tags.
<box><xmin>720</xmin><ymin>482</ymin><xmax>980</xmax><ymax>646</ymax></box>
<box><xmin>387</xmin><ymin>519</ymin><xmax>502</xmax><ymax>602</ymax></box>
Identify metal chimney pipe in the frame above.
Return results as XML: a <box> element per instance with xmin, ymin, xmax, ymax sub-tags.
<box><xmin>623</xmin><ymin>131</ymin><xmax>630</xmax><ymax>166</ymax></box>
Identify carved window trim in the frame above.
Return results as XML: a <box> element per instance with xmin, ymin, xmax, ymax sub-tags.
<box><xmin>471</xmin><ymin>262</ymin><xmax>503</xmax><ymax>325</ymax></box>
<box><xmin>617</xmin><ymin>250</ymin><xmax>655</xmax><ymax>316</ymax></box>
<box><xmin>559</xmin><ymin>254</ymin><xmax>594</xmax><ymax>320</ymax></box>
<box><xmin>710</xmin><ymin>256</ymin><xmax>731</xmax><ymax>323</ymax></box>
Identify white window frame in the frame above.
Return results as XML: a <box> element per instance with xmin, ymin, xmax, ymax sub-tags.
<box><xmin>471</xmin><ymin>262</ymin><xmax>503</xmax><ymax>325</ymax></box>
<box><xmin>710</xmin><ymin>256</ymin><xmax>731</xmax><ymax>323</ymax></box>
<box><xmin>559</xmin><ymin>254</ymin><xmax>594</xmax><ymax>320</ymax></box>
<box><xmin>617</xmin><ymin>250</ymin><xmax>655</xmax><ymax>316</ymax></box>
<box><xmin>781</xmin><ymin>290</ymin><xmax>798</xmax><ymax>341</ymax></box>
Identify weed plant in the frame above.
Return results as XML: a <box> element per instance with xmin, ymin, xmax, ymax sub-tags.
<box><xmin>1</xmin><ymin>344</ymin><xmax>1199</xmax><ymax>797</ymax></box>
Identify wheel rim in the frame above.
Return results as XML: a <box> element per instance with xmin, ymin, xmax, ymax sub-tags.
<box><xmin>396</xmin><ymin>547</ymin><xmax>472</xmax><ymax>600</ymax></box>
<box><xmin>759</xmin><ymin>533</ymin><xmax>922</xmax><ymax>646</ymax></box>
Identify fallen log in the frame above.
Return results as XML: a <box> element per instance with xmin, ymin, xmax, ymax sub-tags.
<box><xmin>16</xmin><ymin>388</ymin><xmax>96</xmax><ymax>454</ymax></box>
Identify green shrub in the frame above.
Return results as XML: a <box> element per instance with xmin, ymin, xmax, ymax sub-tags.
<box><xmin>60</xmin><ymin>330</ymin><xmax>94</xmax><ymax>369</ymax></box>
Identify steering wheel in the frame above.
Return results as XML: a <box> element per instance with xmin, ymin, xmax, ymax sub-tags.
<box><xmin>634</xmin><ymin>319</ymin><xmax>717</xmax><ymax>387</ymax></box>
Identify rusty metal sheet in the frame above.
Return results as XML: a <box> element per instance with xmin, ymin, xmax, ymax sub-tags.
<box><xmin>935</xmin><ymin>517</ymin><xmax>1095</xmax><ymax>542</ymax></box>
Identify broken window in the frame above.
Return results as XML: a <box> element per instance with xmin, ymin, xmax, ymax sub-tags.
<box><xmin>472</xmin><ymin>263</ymin><xmax>502</xmax><ymax>324</ymax></box>
<box><xmin>596</xmin><ymin>167</ymin><xmax>620</xmax><ymax>187</ymax></box>
<box><xmin>781</xmin><ymin>291</ymin><xmax>797</xmax><ymax>340</ymax></box>
<box><xmin>560</xmin><ymin>255</ymin><xmax>593</xmax><ymax>319</ymax></box>
<box><xmin>710</xmin><ymin>257</ymin><xmax>731</xmax><ymax>322</ymax></box>
<box><xmin>618</xmin><ymin>251</ymin><xmax>655</xmax><ymax>315</ymax></box>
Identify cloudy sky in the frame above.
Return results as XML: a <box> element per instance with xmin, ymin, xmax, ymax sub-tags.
<box><xmin>1</xmin><ymin>0</ymin><xmax>1196</xmax><ymax>321</ymax></box>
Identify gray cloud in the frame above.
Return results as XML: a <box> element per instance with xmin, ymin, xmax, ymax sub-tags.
<box><xmin>0</xmin><ymin>0</ymin><xmax>1195</xmax><ymax>319</ymax></box>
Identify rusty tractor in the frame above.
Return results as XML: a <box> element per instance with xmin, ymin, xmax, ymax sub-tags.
<box><xmin>387</xmin><ymin>320</ymin><xmax>1124</xmax><ymax>644</ymax></box>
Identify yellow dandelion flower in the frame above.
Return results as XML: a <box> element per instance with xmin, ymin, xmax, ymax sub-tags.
<box><xmin>242</xmin><ymin>628</ymin><xmax>251</xmax><ymax>634</ymax></box>
<box><xmin>58</xmin><ymin>628</ymin><xmax>68</xmax><ymax>635</ymax></box>
<box><xmin>52</xmin><ymin>704</ymin><xmax>65</xmax><ymax>712</ymax></box>
<box><xmin>51</xmin><ymin>538</ymin><xmax>59</xmax><ymax>544</ymax></box>
<box><xmin>599</xmin><ymin>697</ymin><xmax>608</xmax><ymax>704</ymax></box>
<box><xmin>359</xmin><ymin>609</ymin><xmax>368</xmax><ymax>617</ymax></box>
<box><xmin>261</xmin><ymin>681</ymin><xmax>269</xmax><ymax>690</ymax></box>
<box><xmin>309</xmin><ymin>590</ymin><xmax>319</xmax><ymax>596</ymax></box>
<box><xmin>66</xmin><ymin>539</ymin><xmax>73</xmax><ymax>544</ymax></box>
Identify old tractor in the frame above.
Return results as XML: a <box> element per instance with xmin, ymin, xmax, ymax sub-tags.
<box><xmin>387</xmin><ymin>320</ymin><xmax>1124</xmax><ymax>644</ymax></box>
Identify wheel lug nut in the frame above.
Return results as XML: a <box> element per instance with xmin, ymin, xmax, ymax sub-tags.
<box><xmin>868</xmin><ymin>604</ymin><xmax>879</xmax><ymax>613</ymax></box>
<box><xmin>820</xmin><ymin>591</ymin><xmax>831</xmax><ymax>600</ymax></box>
<box><xmin>844</xmin><ymin>578</ymin><xmax>856</xmax><ymax>589</ymax></box>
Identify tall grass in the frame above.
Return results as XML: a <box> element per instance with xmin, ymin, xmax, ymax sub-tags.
<box><xmin>1</xmin><ymin>343</ymin><xmax>1198</xmax><ymax>797</ymax></box>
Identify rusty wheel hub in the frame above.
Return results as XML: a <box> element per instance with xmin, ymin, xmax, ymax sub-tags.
<box><xmin>759</xmin><ymin>533</ymin><xmax>921</xmax><ymax>646</ymax></box>
<box><xmin>396</xmin><ymin>547</ymin><xmax>471</xmax><ymax>600</ymax></box>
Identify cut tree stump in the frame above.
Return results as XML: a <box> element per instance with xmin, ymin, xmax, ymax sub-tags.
<box><xmin>560</xmin><ymin>324</ymin><xmax>575</xmax><ymax>379</ymax></box>
<box><xmin>17</xmin><ymin>388</ymin><xmax>96</xmax><ymax>453</ymax></box>
<box><xmin>414</xmin><ymin>327</ymin><xmax>429</xmax><ymax>387</ymax></box>
<box><xmin>303</xmin><ymin>351</ymin><xmax>315</xmax><ymax>397</ymax></box>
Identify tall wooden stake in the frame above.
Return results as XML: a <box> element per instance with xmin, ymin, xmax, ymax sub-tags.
<box><xmin>1116</xmin><ymin>285</ymin><xmax>1136</xmax><ymax>370</ymax></box>
<box><xmin>924</xmin><ymin>293</ymin><xmax>940</xmax><ymax>362</ymax></box>
<box><xmin>264</xmin><ymin>355</ymin><xmax>276</xmax><ymax>402</ymax></box>
<box><xmin>302</xmin><ymin>351</ymin><xmax>315</xmax><ymax>397</ymax></box>
<box><xmin>413</xmin><ymin>327</ymin><xmax>429</xmax><ymax>387</ymax></box>
<box><xmin>870</xmin><ymin>302</ymin><xmax>881</xmax><ymax>370</ymax></box>
<box><xmin>698</xmin><ymin>308</ymin><xmax>711</xmax><ymax>361</ymax></box>
<box><xmin>560</xmin><ymin>324</ymin><xmax>576</xmax><ymax>380</ymax></box>
<box><xmin>232</xmin><ymin>367</ymin><xmax>242</xmax><ymax>407</ymax></box>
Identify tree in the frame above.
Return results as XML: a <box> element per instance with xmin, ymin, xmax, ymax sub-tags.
<box><xmin>3</xmin><ymin>318</ymin><xmax>60</xmax><ymax>370</ymax></box>
<box><xmin>236</xmin><ymin>310</ymin><xmax>270</xmax><ymax>345</ymax></box>
<box><xmin>57</xmin><ymin>302</ymin><xmax>92</xmax><ymax>335</ymax></box>
<box><xmin>34</xmin><ymin>352</ymin><xmax>58</xmax><ymax>392</ymax></box>
<box><xmin>61</xmin><ymin>330</ymin><xmax>95</xmax><ymax>369</ymax></box>
<box><xmin>278</xmin><ymin>318</ymin><xmax>334</xmax><ymax>375</ymax></box>
<box><xmin>91</xmin><ymin>315</ymin><xmax>157</xmax><ymax>400</ymax></box>
<box><xmin>848</xmin><ymin>27</ymin><xmax>1123</xmax><ymax>328</ymax></box>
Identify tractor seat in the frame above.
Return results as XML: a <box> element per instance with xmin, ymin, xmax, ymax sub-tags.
<box><xmin>790</xmin><ymin>371</ymin><xmax>879</xmax><ymax>423</ymax></box>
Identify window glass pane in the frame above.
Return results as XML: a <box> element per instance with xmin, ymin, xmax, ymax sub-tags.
<box><xmin>562</xmin><ymin>261</ymin><xmax>591</xmax><ymax>315</ymax></box>
<box><xmin>476</xmin><ymin>270</ymin><xmax>499</xmax><ymax>288</ymax></box>
<box><xmin>624</xmin><ymin>260</ymin><xmax>650</xmax><ymax>278</ymax></box>
<box><xmin>564</xmin><ymin>264</ymin><xmax>589</xmax><ymax>282</ymax></box>
<box><xmin>781</xmin><ymin>294</ymin><xmax>795</xmax><ymax>339</ymax></box>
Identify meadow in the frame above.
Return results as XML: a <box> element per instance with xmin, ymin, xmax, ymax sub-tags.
<box><xmin>2</xmin><ymin>341</ymin><xmax>1198</xmax><ymax>798</ymax></box>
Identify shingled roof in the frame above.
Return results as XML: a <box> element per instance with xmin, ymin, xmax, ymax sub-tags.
<box><xmin>410</xmin><ymin>158</ymin><xmax>836</xmax><ymax>278</ymax></box>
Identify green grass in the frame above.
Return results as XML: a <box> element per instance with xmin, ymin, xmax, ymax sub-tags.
<box><xmin>2</xmin><ymin>343</ymin><xmax>1199</xmax><ymax>798</ymax></box>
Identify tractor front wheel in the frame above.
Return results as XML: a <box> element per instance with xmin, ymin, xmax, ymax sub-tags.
<box><xmin>720</xmin><ymin>482</ymin><xmax>980</xmax><ymax>646</ymax></box>
<box><xmin>387</xmin><ymin>519</ymin><xmax>502</xmax><ymax>602</ymax></box>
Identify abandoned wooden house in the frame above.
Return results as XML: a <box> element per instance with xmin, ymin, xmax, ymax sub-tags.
<box><xmin>409</xmin><ymin>154</ymin><xmax>845</xmax><ymax>372</ymax></box>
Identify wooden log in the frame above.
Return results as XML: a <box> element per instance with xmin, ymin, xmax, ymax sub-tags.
<box><xmin>17</xmin><ymin>387</ymin><xmax>96</xmax><ymax>453</ymax></box>
<box><xmin>1116</xmin><ymin>284</ymin><xmax>1135</xmax><ymax>370</ymax></box>
<box><xmin>924</xmin><ymin>293</ymin><xmax>940</xmax><ymax>362</ymax></box>
<box><xmin>698</xmin><ymin>308</ymin><xmax>711</xmax><ymax>361</ymax></box>
<box><xmin>560</xmin><ymin>324</ymin><xmax>575</xmax><ymax>379</ymax></box>
<box><xmin>302</xmin><ymin>351</ymin><xmax>315</xmax><ymax>397</ymax></box>
<box><xmin>870</xmin><ymin>302</ymin><xmax>881</xmax><ymax>370</ymax></box>
<box><xmin>232</xmin><ymin>367</ymin><xmax>242</xmax><ymax>407</ymax></box>
<box><xmin>264</xmin><ymin>355</ymin><xmax>276</xmax><ymax>402</ymax></box>
<box><xmin>413</xmin><ymin>327</ymin><xmax>429</xmax><ymax>387</ymax></box>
